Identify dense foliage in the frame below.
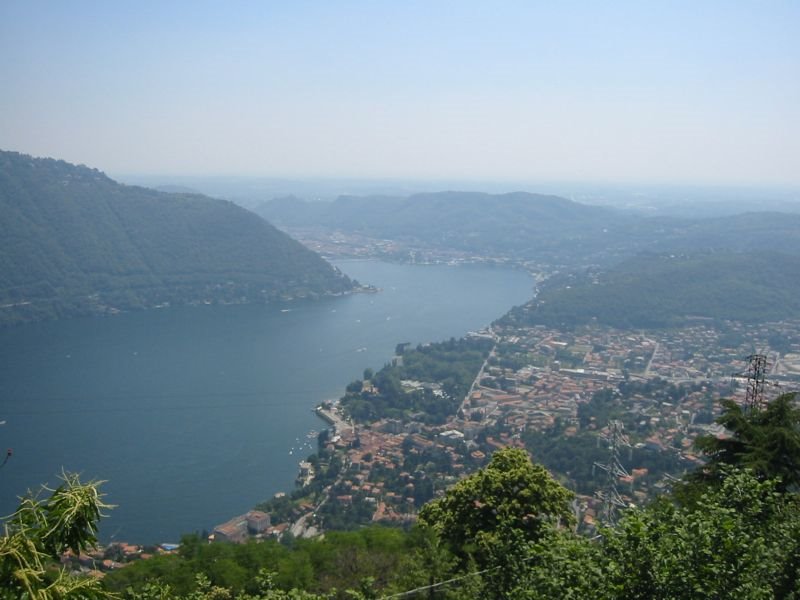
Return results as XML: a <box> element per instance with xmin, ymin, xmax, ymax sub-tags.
<box><xmin>690</xmin><ymin>392</ymin><xmax>800</xmax><ymax>492</ymax></box>
<box><xmin>0</xmin><ymin>151</ymin><xmax>354</xmax><ymax>325</ymax></box>
<box><xmin>104</xmin><ymin>527</ymin><xmax>414</xmax><ymax>598</ymax></box>
<box><xmin>418</xmin><ymin>448</ymin><xmax>573</xmax><ymax>567</ymax></box>
<box><xmin>517</xmin><ymin>468</ymin><xmax>800</xmax><ymax>599</ymax></box>
<box><xmin>504</xmin><ymin>252</ymin><xmax>800</xmax><ymax>329</ymax></box>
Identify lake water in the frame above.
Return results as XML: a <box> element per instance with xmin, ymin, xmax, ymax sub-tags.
<box><xmin>0</xmin><ymin>260</ymin><xmax>532</xmax><ymax>544</ymax></box>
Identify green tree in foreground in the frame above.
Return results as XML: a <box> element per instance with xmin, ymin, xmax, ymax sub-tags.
<box><xmin>500</xmin><ymin>467</ymin><xmax>800</xmax><ymax>599</ymax></box>
<box><xmin>425</xmin><ymin>448</ymin><xmax>579</xmax><ymax>599</ymax></box>
<box><xmin>599</xmin><ymin>467</ymin><xmax>800</xmax><ymax>599</ymax></box>
<box><xmin>691</xmin><ymin>392</ymin><xmax>800</xmax><ymax>491</ymax></box>
<box><xmin>0</xmin><ymin>472</ymin><xmax>113</xmax><ymax>599</ymax></box>
<box><xmin>418</xmin><ymin>448</ymin><xmax>573</xmax><ymax>567</ymax></box>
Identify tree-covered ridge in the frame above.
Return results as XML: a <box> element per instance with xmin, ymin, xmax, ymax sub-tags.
<box><xmin>649</xmin><ymin>211</ymin><xmax>800</xmax><ymax>256</ymax></box>
<box><xmin>504</xmin><ymin>251</ymin><xmax>800</xmax><ymax>329</ymax></box>
<box><xmin>0</xmin><ymin>151</ymin><xmax>355</xmax><ymax>325</ymax></box>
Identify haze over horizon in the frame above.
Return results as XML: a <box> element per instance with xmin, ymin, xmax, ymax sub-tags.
<box><xmin>1</xmin><ymin>1</ymin><xmax>799</xmax><ymax>188</ymax></box>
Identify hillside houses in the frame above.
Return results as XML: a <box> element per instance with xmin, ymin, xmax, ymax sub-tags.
<box><xmin>219</xmin><ymin>318</ymin><xmax>800</xmax><ymax>542</ymax></box>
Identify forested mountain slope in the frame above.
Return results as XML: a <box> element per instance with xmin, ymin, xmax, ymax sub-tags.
<box><xmin>0</xmin><ymin>151</ymin><xmax>353</xmax><ymax>324</ymax></box>
<box><xmin>504</xmin><ymin>251</ymin><xmax>800</xmax><ymax>329</ymax></box>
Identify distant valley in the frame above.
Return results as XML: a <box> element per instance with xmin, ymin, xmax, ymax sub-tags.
<box><xmin>255</xmin><ymin>191</ymin><xmax>800</xmax><ymax>328</ymax></box>
<box><xmin>255</xmin><ymin>192</ymin><xmax>800</xmax><ymax>268</ymax></box>
<box><xmin>4</xmin><ymin>152</ymin><xmax>799</xmax><ymax>331</ymax></box>
<box><xmin>255</xmin><ymin>191</ymin><xmax>639</xmax><ymax>265</ymax></box>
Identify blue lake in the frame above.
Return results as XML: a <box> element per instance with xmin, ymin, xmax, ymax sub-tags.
<box><xmin>0</xmin><ymin>260</ymin><xmax>532</xmax><ymax>544</ymax></box>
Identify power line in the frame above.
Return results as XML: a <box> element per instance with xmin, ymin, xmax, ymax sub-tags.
<box><xmin>379</xmin><ymin>567</ymin><xmax>496</xmax><ymax>599</ymax></box>
<box><xmin>379</xmin><ymin>551</ymin><xmax>549</xmax><ymax>599</ymax></box>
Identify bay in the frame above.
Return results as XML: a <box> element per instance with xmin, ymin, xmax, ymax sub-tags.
<box><xmin>0</xmin><ymin>260</ymin><xmax>532</xmax><ymax>544</ymax></box>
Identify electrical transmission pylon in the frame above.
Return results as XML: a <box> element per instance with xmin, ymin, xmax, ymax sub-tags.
<box><xmin>593</xmin><ymin>420</ymin><xmax>632</xmax><ymax>525</ymax></box>
<box><xmin>745</xmin><ymin>354</ymin><xmax>768</xmax><ymax>413</ymax></box>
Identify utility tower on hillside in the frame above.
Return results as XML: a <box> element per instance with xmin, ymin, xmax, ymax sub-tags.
<box><xmin>593</xmin><ymin>420</ymin><xmax>632</xmax><ymax>525</ymax></box>
<box><xmin>745</xmin><ymin>353</ymin><xmax>768</xmax><ymax>413</ymax></box>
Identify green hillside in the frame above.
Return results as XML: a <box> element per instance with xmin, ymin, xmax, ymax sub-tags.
<box><xmin>504</xmin><ymin>252</ymin><xmax>800</xmax><ymax>329</ymax></box>
<box><xmin>0</xmin><ymin>151</ymin><xmax>354</xmax><ymax>325</ymax></box>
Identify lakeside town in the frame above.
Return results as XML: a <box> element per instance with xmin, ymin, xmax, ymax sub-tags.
<box><xmin>54</xmin><ymin>233</ymin><xmax>800</xmax><ymax>577</ymax></box>
<box><xmin>63</xmin><ymin>305</ymin><xmax>800</xmax><ymax>578</ymax></box>
<box><xmin>261</xmin><ymin>318</ymin><xmax>799</xmax><ymax>539</ymax></box>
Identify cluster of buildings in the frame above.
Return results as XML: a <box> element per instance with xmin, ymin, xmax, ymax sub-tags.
<box><xmin>69</xmin><ymin>316</ymin><xmax>798</xmax><ymax>555</ymax></box>
<box><xmin>210</xmin><ymin>510</ymin><xmax>287</xmax><ymax>543</ymax></box>
<box><xmin>287</xmin><ymin>227</ymin><xmax>537</xmax><ymax>270</ymax></box>
<box><xmin>209</xmin><ymin>318</ymin><xmax>800</xmax><ymax>543</ymax></box>
<box><xmin>60</xmin><ymin>541</ymin><xmax>179</xmax><ymax>578</ymax></box>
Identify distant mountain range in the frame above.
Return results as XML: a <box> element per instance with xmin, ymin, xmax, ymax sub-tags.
<box><xmin>4</xmin><ymin>151</ymin><xmax>798</xmax><ymax>328</ymax></box>
<box><xmin>256</xmin><ymin>192</ymin><xmax>640</xmax><ymax>264</ymax></box>
<box><xmin>0</xmin><ymin>151</ymin><xmax>354</xmax><ymax>325</ymax></box>
<box><xmin>255</xmin><ymin>193</ymin><xmax>800</xmax><ymax>266</ymax></box>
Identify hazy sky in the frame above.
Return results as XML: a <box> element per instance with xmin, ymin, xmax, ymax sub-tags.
<box><xmin>1</xmin><ymin>1</ymin><xmax>798</xmax><ymax>185</ymax></box>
